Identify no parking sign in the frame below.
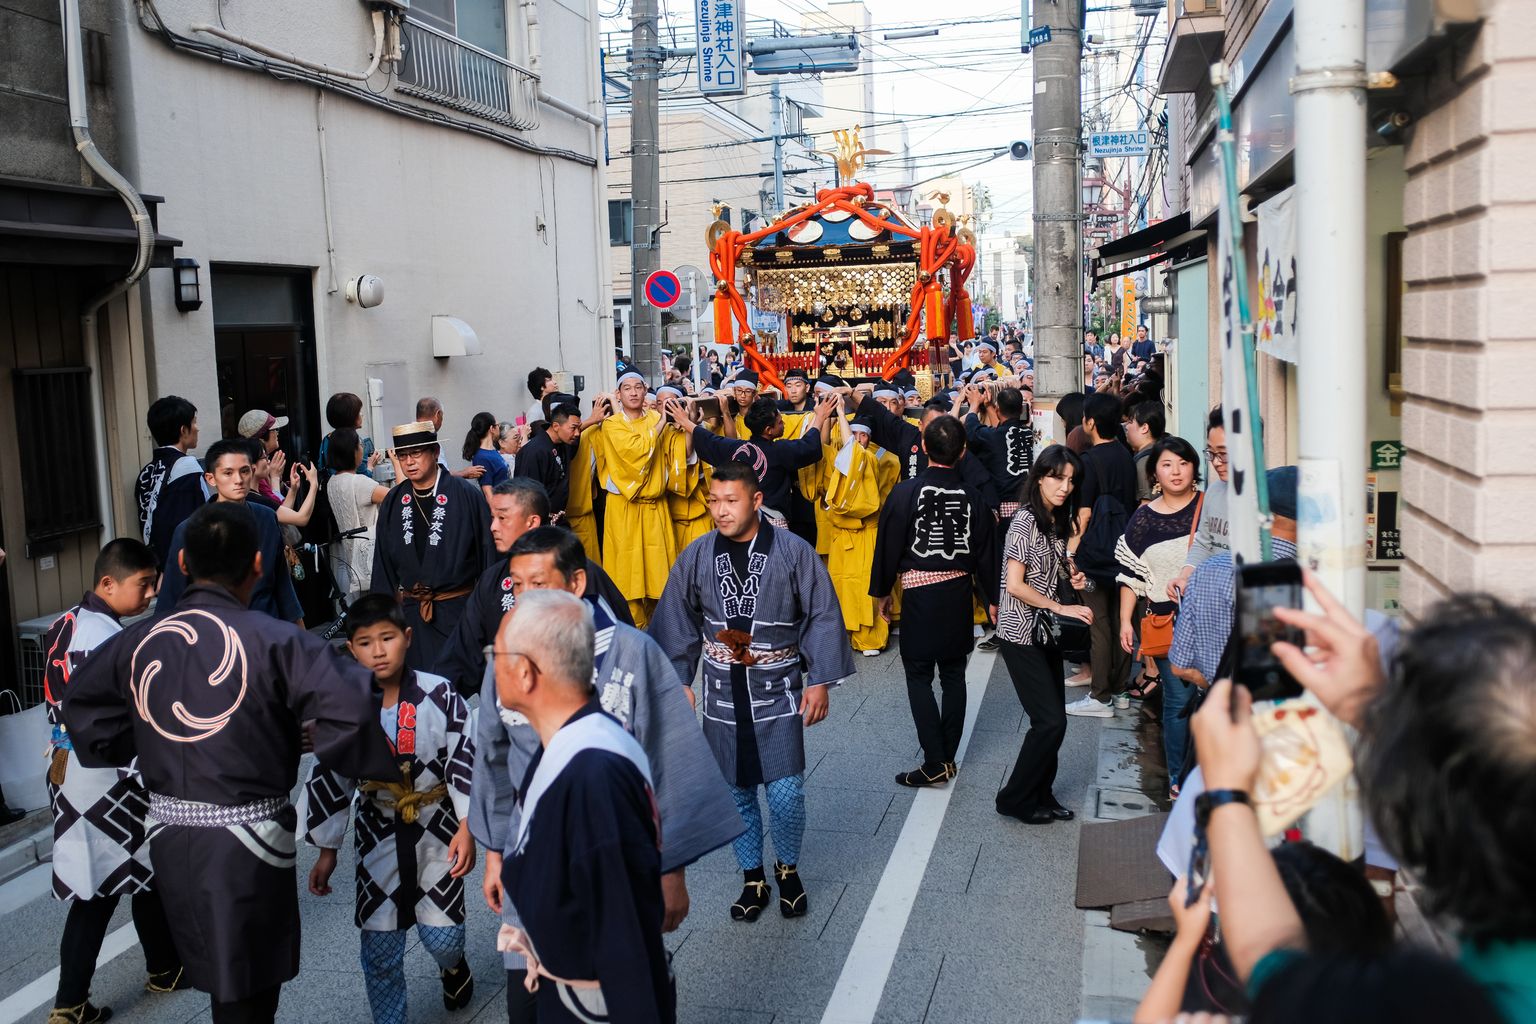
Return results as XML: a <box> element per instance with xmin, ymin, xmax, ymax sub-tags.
<box><xmin>644</xmin><ymin>270</ymin><xmax>681</xmax><ymax>309</ymax></box>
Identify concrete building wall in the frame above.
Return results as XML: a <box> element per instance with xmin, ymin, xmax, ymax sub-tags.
<box><xmin>116</xmin><ymin>0</ymin><xmax>610</xmax><ymax>467</ymax></box>
<box><xmin>0</xmin><ymin>0</ymin><xmax>120</xmax><ymax>185</ymax></box>
<box><xmin>1398</xmin><ymin>5</ymin><xmax>1536</xmax><ymax>618</ymax></box>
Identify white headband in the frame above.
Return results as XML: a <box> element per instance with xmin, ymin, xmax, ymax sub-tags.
<box><xmin>617</xmin><ymin>369</ymin><xmax>645</xmax><ymax>386</ymax></box>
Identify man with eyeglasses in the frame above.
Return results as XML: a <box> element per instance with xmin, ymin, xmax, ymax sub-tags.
<box><xmin>482</xmin><ymin>589</ymin><xmax>676</xmax><ymax>1024</ymax></box>
<box><xmin>470</xmin><ymin>527</ymin><xmax>741</xmax><ymax>1023</ymax></box>
<box><xmin>1168</xmin><ymin>405</ymin><xmax>1230</xmax><ymax>601</ymax></box>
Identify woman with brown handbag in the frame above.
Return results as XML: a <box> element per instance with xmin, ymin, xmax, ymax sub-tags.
<box><xmin>1113</xmin><ymin>435</ymin><xmax>1203</xmax><ymax>796</ymax></box>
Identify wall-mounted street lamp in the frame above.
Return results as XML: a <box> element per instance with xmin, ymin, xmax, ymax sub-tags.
<box><xmin>172</xmin><ymin>257</ymin><xmax>202</xmax><ymax>312</ymax></box>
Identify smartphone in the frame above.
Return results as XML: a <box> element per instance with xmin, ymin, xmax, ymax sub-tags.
<box><xmin>1230</xmin><ymin>557</ymin><xmax>1306</xmax><ymax>702</ymax></box>
<box><xmin>516</xmin><ymin>413</ymin><xmax>527</xmax><ymax>427</ymax></box>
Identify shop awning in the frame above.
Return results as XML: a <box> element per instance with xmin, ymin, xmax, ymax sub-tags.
<box><xmin>1088</xmin><ymin>213</ymin><xmax>1205</xmax><ymax>284</ymax></box>
<box><xmin>0</xmin><ymin>175</ymin><xmax>181</xmax><ymax>268</ymax></box>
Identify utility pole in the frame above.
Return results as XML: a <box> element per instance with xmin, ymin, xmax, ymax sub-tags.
<box><xmin>770</xmin><ymin>77</ymin><xmax>785</xmax><ymax>216</ymax></box>
<box><xmin>1031</xmin><ymin>0</ymin><xmax>1083</xmax><ymax>405</ymax></box>
<box><xmin>629</xmin><ymin>0</ymin><xmax>661</xmax><ymax>381</ymax></box>
<box><xmin>1294</xmin><ymin>0</ymin><xmax>1368</xmax><ymax>613</ymax></box>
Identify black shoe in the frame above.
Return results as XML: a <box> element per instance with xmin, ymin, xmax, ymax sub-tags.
<box><xmin>976</xmin><ymin>634</ymin><xmax>1002</xmax><ymax>652</ymax></box>
<box><xmin>144</xmin><ymin>966</ymin><xmax>192</xmax><ymax>993</ymax></box>
<box><xmin>1047</xmin><ymin>806</ymin><xmax>1075</xmax><ymax>821</ymax></box>
<box><xmin>895</xmin><ymin>763</ymin><xmax>950</xmax><ymax>788</ymax></box>
<box><xmin>47</xmin><ymin>1004</ymin><xmax>112</xmax><ymax>1024</ymax></box>
<box><xmin>775</xmin><ymin>861</ymin><xmax>808</xmax><ymax>918</ymax></box>
<box><xmin>1001</xmin><ymin>807</ymin><xmax>1056</xmax><ymax>825</ymax></box>
<box><xmin>441</xmin><ymin>955</ymin><xmax>473</xmax><ymax>1010</ymax></box>
<box><xmin>730</xmin><ymin>877</ymin><xmax>772</xmax><ymax>922</ymax></box>
<box><xmin>943</xmin><ymin>762</ymin><xmax>958</xmax><ymax>781</ymax></box>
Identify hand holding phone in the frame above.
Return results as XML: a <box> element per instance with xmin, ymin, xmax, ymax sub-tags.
<box><xmin>1230</xmin><ymin>558</ymin><xmax>1306</xmax><ymax>703</ymax></box>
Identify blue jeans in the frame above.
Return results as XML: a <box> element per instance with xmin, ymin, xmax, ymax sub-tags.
<box><xmin>1157</xmin><ymin>656</ymin><xmax>1195</xmax><ymax>789</ymax></box>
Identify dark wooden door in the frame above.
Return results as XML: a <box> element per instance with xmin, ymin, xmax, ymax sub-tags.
<box><xmin>215</xmin><ymin>327</ymin><xmax>310</xmax><ymax>452</ymax></box>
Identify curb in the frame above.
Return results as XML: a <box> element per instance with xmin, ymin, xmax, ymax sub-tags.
<box><xmin>0</xmin><ymin>825</ymin><xmax>53</xmax><ymax>887</ymax></box>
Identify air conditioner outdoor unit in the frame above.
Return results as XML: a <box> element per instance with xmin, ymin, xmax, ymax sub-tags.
<box><xmin>16</xmin><ymin>613</ymin><xmax>60</xmax><ymax>710</ymax></box>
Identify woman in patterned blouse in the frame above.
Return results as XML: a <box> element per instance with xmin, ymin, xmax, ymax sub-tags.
<box><xmin>994</xmin><ymin>445</ymin><xmax>1094</xmax><ymax>825</ymax></box>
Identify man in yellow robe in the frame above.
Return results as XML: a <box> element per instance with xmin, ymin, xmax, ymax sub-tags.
<box><xmin>657</xmin><ymin>384</ymin><xmax>714</xmax><ymax>551</ymax></box>
<box><xmin>802</xmin><ymin>375</ymin><xmax>850</xmax><ymax>561</ymax></box>
<box><xmin>565</xmin><ymin>403</ymin><xmax>604</xmax><ymax>569</ymax></box>
<box><xmin>596</xmin><ymin>370</ymin><xmax>677</xmax><ymax>627</ymax></box>
<box><xmin>822</xmin><ymin>414</ymin><xmax>899</xmax><ymax>654</ymax></box>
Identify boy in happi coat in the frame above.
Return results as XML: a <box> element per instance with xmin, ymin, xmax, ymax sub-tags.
<box><xmin>650</xmin><ymin>462</ymin><xmax>855</xmax><ymax>922</ymax></box>
<box><xmin>300</xmin><ymin>594</ymin><xmax>478</xmax><ymax>1024</ymax></box>
<box><xmin>43</xmin><ymin>539</ymin><xmax>187</xmax><ymax>1024</ymax></box>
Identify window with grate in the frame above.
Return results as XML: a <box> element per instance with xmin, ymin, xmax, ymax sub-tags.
<box><xmin>12</xmin><ymin>367</ymin><xmax>101</xmax><ymax>541</ymax></box>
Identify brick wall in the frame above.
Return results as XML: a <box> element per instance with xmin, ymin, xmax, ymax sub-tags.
<box><xmin>1399</xmin><ymin>1</ymin><xmax>1536</xmax><ymax>618</ymax></box>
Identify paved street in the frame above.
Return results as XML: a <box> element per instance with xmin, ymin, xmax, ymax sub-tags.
<box><xmin>0</xmin><ymin>646</ymin><xmax>1127</xmax><ymax>1024</ymax></box>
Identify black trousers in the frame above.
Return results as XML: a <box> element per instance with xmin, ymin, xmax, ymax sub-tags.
<box><xmin>995</xmin><ymin>640</ymin><xmax>1069</xmax><ymax>816</ymax></box>
<box><xmin>56</xmin><ymin>888</ymin><xmax>181</xmax><ymax>1007</ymax></box>
<box><xmin>902</xmin><ymin>656</ymin><xmax>968</xmax><ymax>765</ymax></box>
<box><xmin>210</xmin><ymin>984</ymin><xmax>282</xmax><ymax>1024</ymax></box>
<box><xmin>508</xmin><ymin>969</ymin><xmax>538</xmax><ymax>1023</ymax></box>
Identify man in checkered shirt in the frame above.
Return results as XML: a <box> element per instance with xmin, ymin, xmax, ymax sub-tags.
<box><xmin>1169</xmin><ymin>467</ymin><xmax>1300</xmax><ymax>691</ymax></box>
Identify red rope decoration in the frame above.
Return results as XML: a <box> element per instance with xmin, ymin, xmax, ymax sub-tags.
<box><xmin>708</xmin><ymin>183</ymin><xmax>977</xmax><ymax>392</ymax></box>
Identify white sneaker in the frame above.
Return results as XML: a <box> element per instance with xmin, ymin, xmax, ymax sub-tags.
<box><xmin>862</xmin><ymin>648</ymin><xmax>882</xmax><ymax>658</ymax></box>
<box><xmin>1065</xmin><ymin>696</ymin><xmax>1114</xmax><ymax>718</ymax></box>
<box><xmin>1115</xmin><ymin>694</ymin><xmax>1131</xmax><ymax>710</ymax></box>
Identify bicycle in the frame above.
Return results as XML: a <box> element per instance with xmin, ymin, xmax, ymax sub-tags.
<box><xmin>303</xmin><ymin>526</ymin><xmax>369</xmax><ymax>645</ymax></box>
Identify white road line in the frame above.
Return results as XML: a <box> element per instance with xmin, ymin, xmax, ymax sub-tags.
<box><xmin>0</xmin><ymin>864</ymin><xmax>52</xmax><ymax>917</ymax></box>
<box><xmin>0</xmin><ymin>925</ymin><xmax>140</xmax><ymax>1024</ymax></box>
<box><xmin>819</xmin><ymin>650</ymin><xmax>997</xmax><ymax>1024</ymax></box>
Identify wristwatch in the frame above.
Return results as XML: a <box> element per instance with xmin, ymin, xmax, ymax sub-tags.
<box><xmin>1369</xmin><ymin>878</ymin><xmax>1395</xmax><ymax>899</ymax></box>
<box><xmin>1195</xmin><ymin>789</ymin><xmax>1251</xmax><ymax>828</ymax></box>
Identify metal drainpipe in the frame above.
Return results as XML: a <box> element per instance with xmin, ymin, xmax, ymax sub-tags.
<box><xmin>523</xmin><ymin>0</ymin><xmax>605</xmax><ymax>127</ymax></box>
<box><xmin>63</xmin><ymin>0</ymin><xmax>156</xmax><ymax>544</ymax></box>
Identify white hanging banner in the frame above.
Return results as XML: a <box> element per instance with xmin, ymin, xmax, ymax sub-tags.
<box><xmin>1255</xmin><ymin>186</ymin><xmax>1299</xmax><ymax>364</ymax></box>
<box><xmin>1216</xmin><ymin>141</ymin><xmax>1264</xmax><ymax>566</ymax></box>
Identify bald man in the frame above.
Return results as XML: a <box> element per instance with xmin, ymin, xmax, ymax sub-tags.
<box><xmin>489</xmin><ymin>590</ymin><xmax>674</xmax><ymax>1024</ymax></box>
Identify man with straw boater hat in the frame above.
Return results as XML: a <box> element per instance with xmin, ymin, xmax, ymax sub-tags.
<box><xmin>371</xmin><ymin>421</ymin><xmax>496</xmax><ymax>672</ymax></box>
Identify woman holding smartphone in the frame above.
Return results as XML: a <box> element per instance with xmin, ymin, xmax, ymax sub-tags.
<box><xmin>994</xmin><ymin>444</ymin><xmax>1093</xmax><ymax>825</ymax></box>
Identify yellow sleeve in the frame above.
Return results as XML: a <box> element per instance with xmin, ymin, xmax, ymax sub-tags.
<box><xmin>661</xmin><ymin>426</ymin><xmax>698</xmax><ymax>497</ymax></box>
<box><xmin>824</xmin><ymin>443</ymin><xmax>882</xmax><ymax>522</ymax></box>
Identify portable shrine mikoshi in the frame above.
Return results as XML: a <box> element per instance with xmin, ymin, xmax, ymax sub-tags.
<box><xmin>707</xmin><ymin>177</ymin><xmax>978</xmax><ymax>399</ymax></box>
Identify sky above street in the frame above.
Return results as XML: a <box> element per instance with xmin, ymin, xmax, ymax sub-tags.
<box><xmin>605</xmin><ymin>1</ymin><xmax>1165</xmax><ymax>237</ymax></box>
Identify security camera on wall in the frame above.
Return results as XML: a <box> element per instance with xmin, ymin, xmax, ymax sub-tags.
<box><xmin>347</xmin><ymin>275</ymin><xmax>385</xmax><ymax>308</ymax></box>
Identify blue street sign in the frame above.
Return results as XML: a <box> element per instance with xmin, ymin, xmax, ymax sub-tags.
<box><xmin>1028</xmin><ymin>26</ymin><xmax>1051</xmax><ymax>46</ymax></box>
<box><xmin>644</xmin><ymin>270</ymin><xmax>682</xmax><ymax>309</ymax></box>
